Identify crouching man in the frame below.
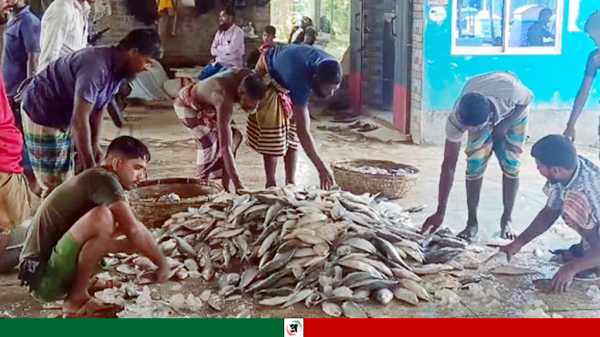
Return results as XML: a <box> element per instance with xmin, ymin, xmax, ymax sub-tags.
<box><xmin>19</xmin><ymin>136</ymin><xmax>169</xmax><ymax>315</ymax></box>
<box><xmin>501</xmin><ymin>135</ymin><xmax>600</xmax><ymax>292</ymax></box>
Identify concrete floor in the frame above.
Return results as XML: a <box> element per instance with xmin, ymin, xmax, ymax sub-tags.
<box><xmin>2</xmin><ymin>101</ymin><xmax>600</xmax><ymax>317</ymax></box>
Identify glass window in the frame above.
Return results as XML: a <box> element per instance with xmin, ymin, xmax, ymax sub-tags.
<box><xmin>508</xmin><ymin>0</ymin><xmax>558</xmax><ymax>48</ymax></box>
<box><xmin>452</xmin><ymin>0</ymin><xmax>564</xmax><ymax>55</ymax></box>
<box><xmin>455</xmin><ymin>0</ymin><xmax>505</xmax><ymax>49</ymax></box>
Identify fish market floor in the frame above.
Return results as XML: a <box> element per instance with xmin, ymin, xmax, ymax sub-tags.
<box><xmin>2</xmin><ymin>102</ymin><xmax>600</xmax><ymax>318</ymax></box>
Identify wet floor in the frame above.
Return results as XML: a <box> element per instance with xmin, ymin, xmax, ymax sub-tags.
<box><xmin>2</xmin><ymin>102</ymin><xmax>600</xmax><ymax>318</ymax></box>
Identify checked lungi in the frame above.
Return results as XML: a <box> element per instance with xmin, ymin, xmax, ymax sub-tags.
<box><xmin>174</xmin><ymin>85</ymin><xmax>240</xmax><ymax>179</ymax></box>
<box><xmin>21</xmin><ymin>109</ymin><xmax>74</xmax><ymax>197</ymax></box>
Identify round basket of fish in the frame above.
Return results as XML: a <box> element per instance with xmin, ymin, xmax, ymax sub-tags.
<box><xmin>331</xmin><ymin>159</ymin><xmax>419</xmax><ymax>199</ymax></box>
<box><xmin>128</xmin><ymin>178</ymin><xmax>223</xmax><ymax>228</ymax></box>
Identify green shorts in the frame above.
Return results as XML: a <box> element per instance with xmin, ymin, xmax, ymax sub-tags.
<box><xmin>32</xmin><ymin>233</ymin><xmax>82</xmax><ymax>302</ymax></box>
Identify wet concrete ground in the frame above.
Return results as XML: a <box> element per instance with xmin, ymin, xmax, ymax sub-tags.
<box><xmin>2</xmin><ymin>102</ymin><xmax>600</xmax><ymax>318</ymax></box>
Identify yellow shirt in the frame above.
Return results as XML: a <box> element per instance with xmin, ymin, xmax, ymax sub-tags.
<box><xmin>158</xmin><ymin>0</ymin><xmax>174</xmax><ymax>13</ymax></box>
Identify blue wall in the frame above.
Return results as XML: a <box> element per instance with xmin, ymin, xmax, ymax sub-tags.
<box><xmin>423</xmin><ymin>0</ymin><xmax>600</xmax><ymax>112</ymax></box>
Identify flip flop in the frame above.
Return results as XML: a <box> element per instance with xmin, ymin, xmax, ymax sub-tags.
<box><xmin>357</xmin><ymin>123</ymin><xmax>379</xmax><ymax>132</ymax></box>
<box><xmin>348</xmin><ymin>121</ymin><xmax>364</xmax><ymax>129</ymax></box>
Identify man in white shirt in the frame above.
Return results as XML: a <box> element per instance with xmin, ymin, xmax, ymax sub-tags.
<box><xmin>210</xmin><ymin>7</ymin><xmax>244</xmax><ymax>69</ymax></box>
<box><xmin>421</xmin><ymin>72</ymin><xmax>533</xmax><ymax>242</ymax></box>
<box><xmin>37</xmin><ymin>0</ymin><xmax>92</xmax><ymax>72</ymax></box>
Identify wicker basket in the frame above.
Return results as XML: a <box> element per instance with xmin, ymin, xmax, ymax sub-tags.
<box><xmin>128</xmin><ymin>178</ymin><xmax>223</xmax><ymax>228</ymax></box>
<box><xmin>331</xmin><ymin>159</ymin><xmax>419</xmax><ymax>199</ymax></box>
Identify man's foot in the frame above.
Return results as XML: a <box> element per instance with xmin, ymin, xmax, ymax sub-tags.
<box><xmin>88</xmin><ymin>277</ymin><xmax>122</xmax><ymax>295</ymax></box>
<box><xmin>574</xmin><ymin>268</ymin><xmax>600</xmax><ymax>282</ymax></box>
<box><xmin>457</xmin><ymin>223</ymin><xmax>478</xmax><ymax>242</ymax></box>
<box><xmin>500</xmin><ymin>219</ymin><xmax>517</xmax><ymax>240</ymax></box>
<box><xmin>63</xmin><ymin>297</ymin><xmax>122</xmax><ymax>318</ymax></box>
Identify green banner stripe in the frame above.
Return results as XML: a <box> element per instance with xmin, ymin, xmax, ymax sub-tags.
<box><xmin>1</xmin><ymin>318</ymin><xmax>283</xmax><ymax>337</ymax></box>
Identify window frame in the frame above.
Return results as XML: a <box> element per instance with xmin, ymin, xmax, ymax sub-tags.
<box><xmin>451</xmin><ymin>0</ymin><xmax>564</xmax><ymax>56</ymax></box>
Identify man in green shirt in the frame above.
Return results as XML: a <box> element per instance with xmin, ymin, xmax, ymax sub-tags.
<box><xmin>19</xmin><ymin>135</ymin><xmax>169</xmax><ymax>316</ymax></box>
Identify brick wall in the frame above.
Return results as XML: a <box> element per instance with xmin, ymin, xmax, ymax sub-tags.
<box><xmin>410</xmin><ymin>0</ymin><xmax>425</xmax><ymax>144</ymax></box>
<box><xmin>97</xmin><ymin>1</ymin><xmax>270</xmax><ymax>66</ymax></box>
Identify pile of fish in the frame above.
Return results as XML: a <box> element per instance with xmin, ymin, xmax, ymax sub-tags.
<box><xmin>107</xmin><ymin>186</ymin><xmax>469</xmax><ymax>317</ymax></box>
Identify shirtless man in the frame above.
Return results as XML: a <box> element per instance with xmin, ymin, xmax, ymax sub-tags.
<box><xmin>174</xmin><ymin>68</ymin><xmax>266</xmax><ymax>192</ymax></box>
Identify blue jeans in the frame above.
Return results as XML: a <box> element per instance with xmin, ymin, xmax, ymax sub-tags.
<box><xmin>198</xmin><ymin>62</ymin><xmax>227</xmax><ymax>80</ymax></box>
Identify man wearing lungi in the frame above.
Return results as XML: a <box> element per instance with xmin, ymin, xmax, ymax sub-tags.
<box><xmin>250</xmin><ymin>44</ymin><xmax>341</xmax><ymax>189</ymax></box>
<box><xmin>20</xmin><ymin>29</ymin><xmax>161</xmax><ymax>198</ymax></box>
<box><xmin>421</xmin><ymin>72</ymin><xmax>533</xmax><ymax>242</ymax></box>
<box><xmin>174</xmin><ymin>68</ymin><xmax>266</xmax><ymax>192</ymax></box>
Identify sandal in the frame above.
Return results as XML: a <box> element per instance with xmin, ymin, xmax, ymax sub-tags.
<box><xmin>357</xmin><ymin>123</ymin><xmax>379</xmax><ymax>132</ymax></box>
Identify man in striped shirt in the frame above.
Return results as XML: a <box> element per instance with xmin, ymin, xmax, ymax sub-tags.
<box><xmin>501</xmin><ymin>135</ymin><xmax>600</xmax><ymax>292</ymax></box>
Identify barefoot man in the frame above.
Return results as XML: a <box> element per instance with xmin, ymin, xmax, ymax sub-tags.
<box><xmin>421</xmin><ymin>72</ymin><xmax>533</xmax><ymax>242</ymax></box>
<box><xmin>19</xmin><ymin>136</ymin><xmax>169</xmax><ymax>316</ymax></box>
<box><xmin>174</xmin><ymin>68</ymin><xmax>266</xmax><ymax>192</ymax></box>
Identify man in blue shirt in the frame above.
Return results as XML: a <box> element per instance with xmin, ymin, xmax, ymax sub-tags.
<box><xmin>249</xmin><ymin>44</ymin><xmax>341</xmax><ymax>189</ymax></box>
<box><xmin>2</xmin><ymin>0</ymin><xmax>41</xmax><ymax>193</ymax></box>
<box><xmin>21</xmin><ymin>29</ymin><xmax>161</xmax><ymax>198</ymax></box>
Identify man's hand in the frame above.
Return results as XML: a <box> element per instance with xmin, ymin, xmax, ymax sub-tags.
<box><xmin>154</xmin><ymin>259</ymin><xmax>170</xmax><ymax>284</ymax></box>
<box><xmin>551</xmin><ymin>264</ymin><xmax>576</xmax><ymax>292</ymax></box>
<box><xmin>420</xmin><ymin>212</ymin><xmax>444</xmax><ymax>235</ymax></box>
<box><xmin>563</xmin><ymin>125</ymin><xmax>576</xmax><ymax>142</ymax></box>
<box><xmin>499</xmin><ymin>241</ymin><xmax>522</xmax><ymax>263</ymax></box>
<box><xmin>94</xmin><ymin>146</ymin><xmax>105</xmax><ymax>165</ymax></box>
<box><xmin>318</xmin><ymin>165</ymin><xmax>335</xmax><ymax>190</ymax></box>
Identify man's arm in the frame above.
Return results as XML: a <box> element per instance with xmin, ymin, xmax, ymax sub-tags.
<box><xmin>293</xmin><ymin>104</ymin><xmax>334</xmax><ymax>189</ymax></box>
<box><xmin>420</xmin><ymin>140</ymin><xmax>461</xmax><ymax>234</ymax></box>
<box><xmin>210</xmin><ymin>32</ymin><xmax>220</xmax><ymax>58</ymax></box>
<box><xmin>109</xmin><ymin>200</ymin><xmax>168</xmax><ymax>282</ymax></box>
<box><xmin>492</xmin><ymin>104</ymin><xmax>528</xmax><ymax>143</ymax></box>
<box><xmin>26</xmin><ymin>53</ymin><xmax>39</xmax><ymax>78</ymax></box>
<box><xmin>71</xmin><ymin>97</ymin><xmax>96</xmax><ymax>169</ymax></box>
<box><xmin>214</xmin><ymin>92</ymin><xmax>243</xmax><ymax>191</ymax></box>
<box><xmin>90</xmin><ymin>104</ymin><xmax>107</xmax><ymax>162</ymax></box>
<box><xmin>500</xmin><ymin>206</ymin><xmax>561</xmax><ymax>260</ymax></box>
<box><xmin>565</xmin><ymin>52</ymin><xmax>599</xmax><ymax>140</ymax></box>
<box><xmin>303</xmin><ymin>27</ymin><xmax>317</xmax><ymax>45</ymax></box>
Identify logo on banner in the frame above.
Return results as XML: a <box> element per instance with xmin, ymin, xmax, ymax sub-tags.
<box><xmin>284</xmin><ymin>318</ymin><xmax>304</xmax><ymax>337</ymax></box>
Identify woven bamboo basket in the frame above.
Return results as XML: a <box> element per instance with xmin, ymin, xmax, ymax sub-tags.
<box><xmin>128</xmin><ymin>178</ymin><xmax>223</xmax><ymax>228</ymax></box>
<box><xmin>331</xmin><ymin>159</ymin><xmax>419</xmax><ymax>199</ymax></box>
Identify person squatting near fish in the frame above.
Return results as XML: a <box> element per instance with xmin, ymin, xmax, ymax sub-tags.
<box><xmin>251</xmin><ymin>44</ymin><xmax>341</xmax><ymax>189</ymax></box>
<box><xmin>421</xmin><ymin>72</ymin><xmax>533</xmax><ymax>242</ymax></box>
<box><xmin>564</xmin><ymin>10</ymin><xmax>600</xmax><ymax>158</ymax></box>
<box><xmin>173</xmin><ymin>68</ymin><xmax>267</xmax><ymax>192</ymax></box>
<box><xmin>19</xmin><ymin>28</ymin><xmax>161</xmax><ymax>198</ymax></box>
<box><xmin>501</xmin><ymin>135</ymin><xmax>600</xmax><ymax>292</ymax></box>
<box><xmin>19</xmin><ymin>136</ymin><xmax>169</xmax><ymax>317</ymax></box>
